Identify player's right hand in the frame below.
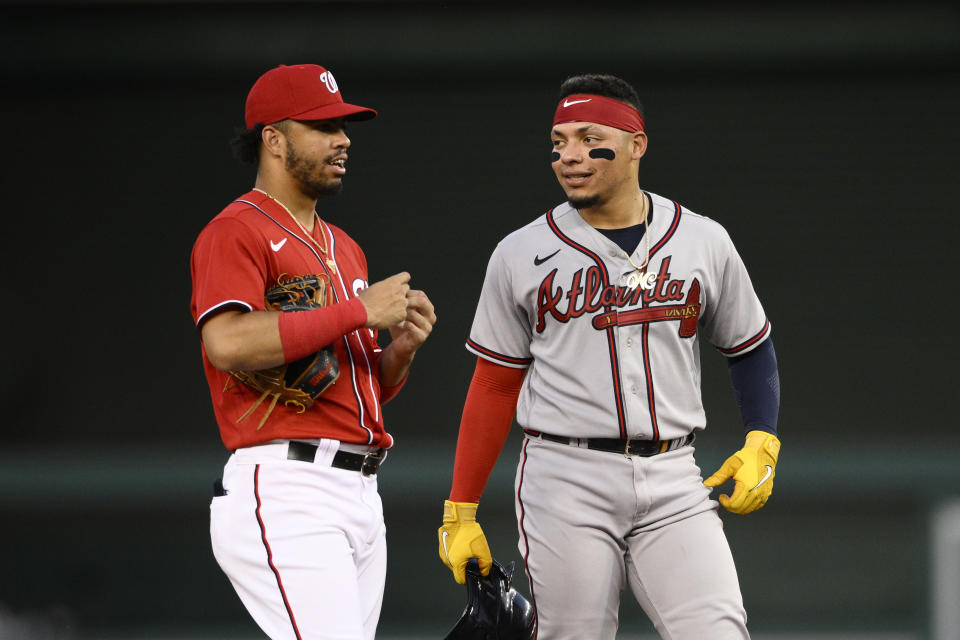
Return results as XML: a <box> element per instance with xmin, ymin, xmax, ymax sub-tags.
<box><xmin>438</xmin><ymin>500</ymin><xmax>492</xmax><ymax>584</ymax></box>
<box><xmin>357</xmin><ymin>272</ymin><xmax>410</xmax><ymax>329</ymax></box>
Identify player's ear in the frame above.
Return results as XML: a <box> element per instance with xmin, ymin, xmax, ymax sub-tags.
<box><xmin>631</xmin><ymin>131</ymin><xmax>648</xmax><ymax>161</ymax></box>
<box><xmin>260</xmin><ymin>123</ymin><xmax>287</xmax><ymax>160</ymax></box>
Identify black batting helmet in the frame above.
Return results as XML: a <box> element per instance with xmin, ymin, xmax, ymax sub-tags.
<box><xmin>444</xmin><ymin>558</ymin><xmax>536</xmax><ymax>640</ymax></box>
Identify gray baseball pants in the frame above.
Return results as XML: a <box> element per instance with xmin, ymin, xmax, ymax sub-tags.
<box><xmin>514</xmin><ymin>434</ymin><xmax>749</xmax><ymax>640</ymax></box>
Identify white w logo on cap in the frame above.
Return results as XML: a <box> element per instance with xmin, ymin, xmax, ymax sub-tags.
<box><xmin>319</xmin><ymin>71</ymin><xmax>338</xmax><ymax>94</ymax></box>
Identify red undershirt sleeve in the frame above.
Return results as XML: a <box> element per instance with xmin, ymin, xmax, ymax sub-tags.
<box><xmin>448</xmin><ymin>357</ymin><xmax>527</xmax><ymax>503</ymax></box>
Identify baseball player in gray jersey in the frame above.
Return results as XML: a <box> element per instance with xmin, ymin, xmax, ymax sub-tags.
<box><xmin>437</xmin><ymin>74</ymin><xmax>781</xmax><ymax>639</ymax></box>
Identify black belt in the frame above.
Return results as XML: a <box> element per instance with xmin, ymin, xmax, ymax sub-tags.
<box><xmin>286</xmin><ymin>440</ymin><xmax>385</xmax><ymax>476</ymax></box>
<box><xmin>523</xmin><ymin>429</ymin><xmax>694</xmax><ymax>457</ymax></box>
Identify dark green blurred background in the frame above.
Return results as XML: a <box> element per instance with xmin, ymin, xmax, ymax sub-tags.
<box><xmin>1</xmin><ymin>2</ymin><xmax>958</xmax><ymax>638</ymax></box>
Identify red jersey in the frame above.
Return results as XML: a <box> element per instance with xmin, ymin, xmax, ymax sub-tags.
<box><xmin>190</xmin><ymin>189</ymin><xmax>396</xmax><ymax>451</ymax></box>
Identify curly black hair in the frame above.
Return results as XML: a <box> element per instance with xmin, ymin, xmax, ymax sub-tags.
<box><xmin>230</xmin><ymin>124</ymin><xmax>266</xmax><ymax>165</ymax></box>
<box><xmin>558</xmin><ymin>74</ymin><xmax>644</xmax><ymax>117</ymax></box>
<box><xmin>229</xmin><ymin>121</ymin><xmax>296</xmax><ymax>164</ymax></box>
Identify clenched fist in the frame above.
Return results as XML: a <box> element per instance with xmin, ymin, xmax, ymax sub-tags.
<box><xmin>387</xmin><ymin>289</ymin><xmax>436</xmax><ymax>360</ymax></box>
<box><xmin>358</xmin><ymin>272</ymin><xmax>410</xmax><ymax>329</ymax></box>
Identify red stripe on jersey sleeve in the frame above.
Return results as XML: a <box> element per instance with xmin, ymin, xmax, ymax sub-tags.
<box><xmin>718</xmin><ymin>319</ymin><xmax>772</xmax><ymax>355</ymax></box>
<box><xmin>465</xmin><ymin>338</ymin><xmax>533</xmax><ymax>367</ymax></box>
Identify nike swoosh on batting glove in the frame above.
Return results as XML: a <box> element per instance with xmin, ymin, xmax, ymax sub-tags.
<box><xmin>437</xmin><ymin>500</ymin><xmax>492</xmax><ymax>584</ymax></box>
<box><xmin>704</xmin><ymin>430</ymin><xmax>781</xmax><ymax>515</ymax></box>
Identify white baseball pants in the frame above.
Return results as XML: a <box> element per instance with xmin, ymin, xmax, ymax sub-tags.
<box><xmin>210</xmin><ymin>439</ymin><xmax>386</xmax><ymax>640</ymax></box>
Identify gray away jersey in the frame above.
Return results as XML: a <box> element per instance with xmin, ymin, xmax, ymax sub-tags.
<box><xmin>466</xmin><ymin>192</ymin><xmax>771</xmax><ymax>441</ymax></box>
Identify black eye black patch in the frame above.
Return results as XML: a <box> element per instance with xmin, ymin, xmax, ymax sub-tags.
<box><xmin>589</xmin><ymin>148</ymin><xmax>616</xmax><ymax>161</ymax></box>
<box><xmin>550</xmin><ymin>152</ymin><xmax>560</xmax><ymax>162</ymax></box>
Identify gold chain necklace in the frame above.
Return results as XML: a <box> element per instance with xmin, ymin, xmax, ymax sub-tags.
<box><xmin>625</xmin><ymin>194</ymin><xmax>653</xmax><ymax>291</ymax></box>
<box><xmin>254</xmin><ymin>188</ymin><xmax>338</xmax><ymax>274</ymax></box>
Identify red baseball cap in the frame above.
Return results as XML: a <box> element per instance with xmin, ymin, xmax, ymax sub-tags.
<box><xmin>244</xmin><ymin>64</ymin><xmax>377</xmax><ymax>129</ymax></box>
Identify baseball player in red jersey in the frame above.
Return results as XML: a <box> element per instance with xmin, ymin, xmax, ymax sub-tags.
<box><xmin>190</xmin><ymin>64</ymin><xmax>436</xmax><ymax>640</ymax></box>
<box><xmin>438</xmin><ymin>74</ymin><xmax>781</xmax><ymax>639</ymax></box>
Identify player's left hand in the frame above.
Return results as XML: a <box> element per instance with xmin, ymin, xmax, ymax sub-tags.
<box><xmin>387</xmin><ymin>289</ymin><xmax>436</xmax><ymax>357</ymax></box>
<box><xmin>704</xmin><ymin>430</ymin><xmax>781</xmax><ymax>514</ymax></box>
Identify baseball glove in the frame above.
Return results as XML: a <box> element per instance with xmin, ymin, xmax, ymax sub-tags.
<box><xmin>227</xmin><ymin>273</ymin><xmax>340</xmax><ymax>430</ymax></box>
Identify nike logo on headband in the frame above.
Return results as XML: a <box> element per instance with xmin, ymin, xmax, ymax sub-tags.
<box><xmin>563</xmin><ymin>98</ymin><xmax>591</xmax><ymax>107</ymax></box>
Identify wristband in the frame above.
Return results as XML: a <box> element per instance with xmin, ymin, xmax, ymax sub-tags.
<box><xmin>277</xmin><ymin>297</ymin><xmax>367</xmax><ymax>362</ymax></box>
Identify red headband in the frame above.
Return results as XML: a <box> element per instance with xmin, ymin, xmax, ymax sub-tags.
<box><xmin>553</xmin><ymin>93</ymin><xmax>645</xmax><ymax>133</ymax></box>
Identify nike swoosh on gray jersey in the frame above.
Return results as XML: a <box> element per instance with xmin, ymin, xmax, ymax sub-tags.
<box><xmin>534</xmin><ymin>249</ymin><xmax>561</xmax><ymax>266</ymax></box>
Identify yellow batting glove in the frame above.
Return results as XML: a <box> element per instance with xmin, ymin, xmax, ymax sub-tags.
<box><xmin>704</xmin><ymin>430</ymin><xmax>781</xmax><ymax>515</ymax></box>
<box><xmin>438</xmin><ymin>500</ymin><xmax>493</xmax><ymax>584</ymax></box>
